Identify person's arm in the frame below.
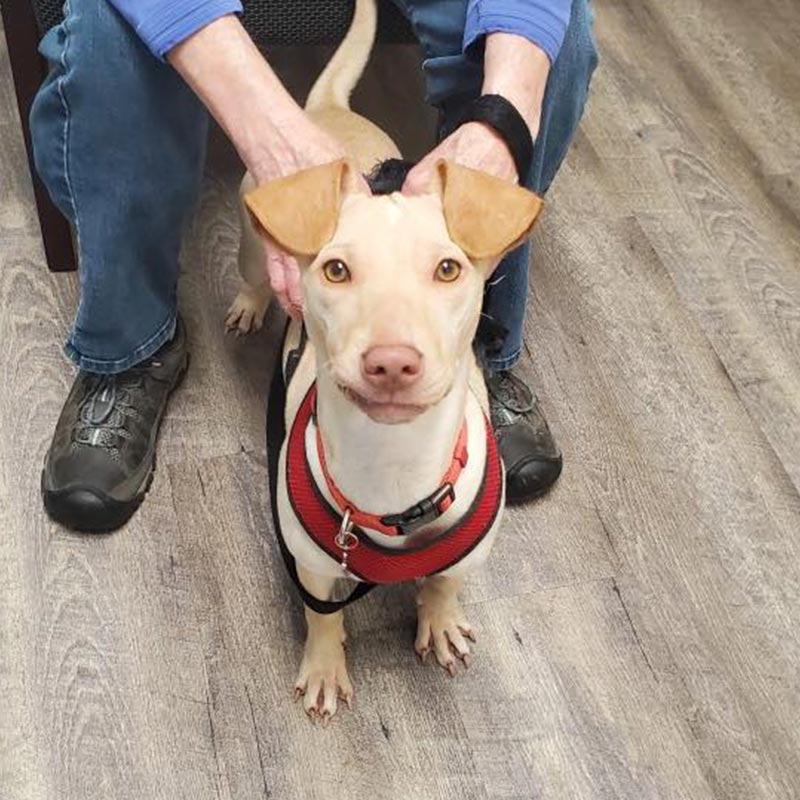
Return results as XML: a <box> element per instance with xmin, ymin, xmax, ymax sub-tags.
<box><xmin>404</xmin><ymin>0</ymin><xmax>572</xmax><ymax>193</ymax></box>
<box><xmin>108</xmin><ymin>3</ymin><xmax>344</xmax><ymax>315</ymax></box>
<box><xmin>463</xmin><ymin>0</ymin><xmax>571</xmax><ymax>67</ymax></box>
<box><xmin>168</xmin><ymin>17</ymin><xmax>348</xmax><ymax>316</ymax></box>
<box><xmin>107</xmin><ymin>0</ymin><xmax>243</xmax><ymax>60</ymax></box>
<box><xmin>168</xmin><ymin>16</ymin><xmax>344</xmax><ymax>187</ymax></box>
<box><xmin>404</xmin><ymin>33</ymin><xmax>551</xmax><ymax>192</ymax></box>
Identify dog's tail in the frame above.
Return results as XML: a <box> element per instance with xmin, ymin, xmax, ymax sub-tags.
<box><xmin>305</xmin><ymin>0</ymin><xmax>377</xmax><ymax>112</ymax></box>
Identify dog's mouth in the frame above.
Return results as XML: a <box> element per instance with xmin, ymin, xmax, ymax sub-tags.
<box><xmin>337</xmin><ymin>384</ymin><xmax>429</xmax><ymax>424</ymax></box>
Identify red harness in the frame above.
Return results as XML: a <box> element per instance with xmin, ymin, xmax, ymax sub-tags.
<box><xmin>286</xmin><ymin>384</ymin><xmax>503</xmax><ymax>584</ymax></box>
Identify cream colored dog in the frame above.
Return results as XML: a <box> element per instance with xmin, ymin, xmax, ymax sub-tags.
<box><xmin>229</xmin><ymin>0</ymin><xmax>542</xmax><ymax>720</ymax></box>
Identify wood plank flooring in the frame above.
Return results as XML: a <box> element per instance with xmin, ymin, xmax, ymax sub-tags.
<box><xmin>1</xmin><ymin>2</ymin><xmax>799</xmax><ymax>798</ymax></box>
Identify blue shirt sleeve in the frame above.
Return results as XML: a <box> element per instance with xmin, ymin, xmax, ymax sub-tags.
<box><xmin>107</xmin><ymin>0</ymin><xmax>243</xmax><ymax>59</ymax></box>
<box><xmin>463</xmin><ymin>0</ymin><xmax>572</xmax><ymax>64</ymax></box>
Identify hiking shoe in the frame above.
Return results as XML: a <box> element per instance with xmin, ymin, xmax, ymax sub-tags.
<box><xmin>41</xmin><ymin>318</ymin><xmax>188</xmax><ymax>532</ymax></box>
<box><xmin>486</xmin><ymin>370</ymin><xmax>563</xmax><ymax>504</ymax></box>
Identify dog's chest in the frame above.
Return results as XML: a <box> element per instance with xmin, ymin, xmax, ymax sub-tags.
<box><xmin>275</xmin><ymin>324</ymin><xmax>504</xmax><ymax>581</ymax></box>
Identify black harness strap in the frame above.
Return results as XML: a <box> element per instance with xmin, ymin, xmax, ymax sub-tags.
<box><xmin>283</xmin><ymin>324</ymin><xmax>306</xmax><ymax>387</ymax></box>
<box><xmin>267</xmin><ymin>325</ymin><xmax>376</xmax><ymax>615</ymax></box>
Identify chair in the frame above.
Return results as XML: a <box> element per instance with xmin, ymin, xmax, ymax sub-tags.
<box><xmin>0</xmin><ymin>0</ymin><xmax>416</xmax><ymax>272</ymax></box>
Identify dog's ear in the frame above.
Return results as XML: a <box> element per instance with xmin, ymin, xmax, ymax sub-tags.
<box><xmin>436</xmin><ymin>160</ymin><xmax>543</xmax><ymax>261</ymax></box>
<box><xmin>244</xmin><ymin>159</ymin><xmax>357</xmax><ymax>256</ymax></box>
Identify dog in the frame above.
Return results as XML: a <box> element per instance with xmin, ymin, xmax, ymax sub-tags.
<box><xmin>229</xmin><ymin>0</ymin><xmax>542</xmax><ymax>720</ymax></box>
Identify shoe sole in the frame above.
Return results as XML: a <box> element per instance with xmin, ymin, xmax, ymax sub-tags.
<box><xmin>41</xmin><ymin>353</ymin><xmax>189</xmax><ymax>533</ymax></box>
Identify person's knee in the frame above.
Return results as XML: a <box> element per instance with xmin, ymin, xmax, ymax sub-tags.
<box><xmin>29</xmin><ymin>0</ymin><xmax>152</xmax><ymax>215</ymax></box>
<box><xmin>31</xmin><ymin>0</ymin><xmax>206</xmax><ymax>223</ymax></box>
<box><xmin>399</xmin><ymin>0</ymin><xmax>480</xmax><ymax>109</ymax></box>
<box><xmin>548</xmin><ymin>0</ymin><xmax>599</xmax><ymax>138</ymax></box>
<box><xmin>560</xmin><ymin>0</ymin><xmax>599</xmax><ymax>95</ymax></box>
<box><xmin>29</xmin><ymin>36</ymin><xmax>73</xmax><ymax>219</ymax></box>
<box><xmin>525</xmin><ymin>0</ymin><xmax>598</xmax><ymax>193</ymax></box>
<box><xmin>38</xmin><ymin>0</ymin><xmax>143</xmax><ymax>78</ymax></box>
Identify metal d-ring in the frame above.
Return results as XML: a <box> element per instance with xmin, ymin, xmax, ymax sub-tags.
<box><xmin>334</xmin><ymin>508</ymin><xmax>359</xmax><ymax>552</ymax></box>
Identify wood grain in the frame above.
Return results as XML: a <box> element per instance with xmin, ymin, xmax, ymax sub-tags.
<box><xmin>587</xmin><ymin>0</ymin><xmax>800</xmax><ymax>494</ymax></box>
<box><xmin>166</xmin><ymin>454</ymin><xmax>714</xmax><ymax>800</ymax></box>
<box><xmin>524</xmin><ymin>207</ymin><xmax>800</xmax><ymax>799</ymax></box>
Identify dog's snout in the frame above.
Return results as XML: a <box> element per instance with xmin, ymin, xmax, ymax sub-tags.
<box><xmin>362</xmin><ymin>345</ymin><xmax>424</xmax><ymax>390</ymax></box>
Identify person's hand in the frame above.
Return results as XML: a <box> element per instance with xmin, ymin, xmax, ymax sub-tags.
<box><xmin>403</xmin><ymin>32</ymin><xmax>549</xmax><ymax>197</ymax></box>
<box><xmin>402</xmin><ymin>121</ymin><xmax>519</xmax><ymax>195</ymax></box>
<box><xmin>247</xmin><ymin>122</ymin><xmax>350</xmax><ymax>318</ymax></box>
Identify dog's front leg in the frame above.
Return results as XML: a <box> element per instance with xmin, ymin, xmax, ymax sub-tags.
<box><xmin>294</xmin><ymin>566</ymin><xmax>353</xmax><ymax>722</ymax></box>
<box><xmin>415</xmin><ymin>575</ymin><xmax>476</xmax><ymax>675</ymax></box>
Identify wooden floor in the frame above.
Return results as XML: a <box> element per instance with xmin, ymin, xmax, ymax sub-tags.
<box><xmin>2</xmin><ymin>2</ymin><xmax>800</xmax><ymax>798</ymax></box>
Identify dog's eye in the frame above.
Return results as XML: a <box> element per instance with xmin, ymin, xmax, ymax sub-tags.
<box><xmin>322</xmin><ymin>259</ymin><xmax>351</xmax><ymax>284</ymax></box>
<box><xmin>434</xmin><ymin>259</ymin><xmax>462</xmax><ymax>283</ymax></box>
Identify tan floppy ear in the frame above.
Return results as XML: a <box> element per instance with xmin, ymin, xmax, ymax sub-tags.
<box><xmin>436</xmin><ymin>160</ymin><xmax>543</xmax><ymax>260</ymax></box>
<box><xmin>244</xmin><ymin>159</ymin><xmax>353</xmax><ymax>256</ymax></box>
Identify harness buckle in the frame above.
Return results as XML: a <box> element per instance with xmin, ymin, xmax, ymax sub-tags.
<box><xmin>381</xmin><ymin>483</ymin><xmax>455</xmax><ymax>532</ymax></box>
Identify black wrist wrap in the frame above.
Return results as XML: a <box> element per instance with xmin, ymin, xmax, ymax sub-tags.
<box><xmin>458</xmin><ymin>94</ymin><xmax>534</xmax><ymax>181</ymax></box>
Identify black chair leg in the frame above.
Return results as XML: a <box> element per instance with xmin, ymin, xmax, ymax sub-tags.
<box><xmin>2</xmin><ymin>0</ymin><xmax>77</xmax><ymax>272</ymax></box>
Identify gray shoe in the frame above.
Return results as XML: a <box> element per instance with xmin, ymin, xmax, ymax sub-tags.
<box><xmin>486</xmin><ymin>370</ymin><xmax>563</xmax><ymax>504</ymax></box>
<box><xmin>42</xmin><ymin>318</ymin><xmax>188</xmax><ymax>532</ymax></box>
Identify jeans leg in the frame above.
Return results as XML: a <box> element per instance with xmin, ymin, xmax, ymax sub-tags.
<box><xmin>390</xmin><ymin>0</ymin><xmax>483</xmax><ymax>111</ymax></box>
<box><xmin>30</xmin><ymin>0</ymin><xmax>208</xmax><ymax>374</ymax></box>
<box><xmin>394</xmin><ymin>0</ymin><xmax>598</xmax><ymax>372</ymax></box>
<box><xmin>483</xmin><ymin>1</ymin><xmax>597</xmax><ymax>371</ymax></box>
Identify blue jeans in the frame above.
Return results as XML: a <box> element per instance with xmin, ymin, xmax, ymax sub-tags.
<box><xmin>30</xmin><ymin>0</ymin><xmax>597</xmax><ymax>375</ymax></box>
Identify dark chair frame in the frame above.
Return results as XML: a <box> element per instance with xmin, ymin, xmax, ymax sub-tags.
<box><xmin>2</xmin><ymin>0</ymin><xmax>77</xmax><ymax>271</ymax></box>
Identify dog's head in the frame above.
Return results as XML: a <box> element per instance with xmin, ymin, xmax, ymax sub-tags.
<box><xmin>246</xmin><ymin>159</ymin><xmax>542</xmax><ymax>424</ymax></box>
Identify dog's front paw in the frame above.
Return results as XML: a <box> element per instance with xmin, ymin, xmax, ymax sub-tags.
<box><xmin>415</xmin><ymin>576</ymin><xmax>475</xmax><ymax>676</ymax></box>
<box><xmin>225</xmin><ymin>284</ymin><xmax>269</xmax><ymax>336</ymax></box>
<box><xmin>294</xmin><ymin>640</ymin><xmax>354</xmax><ymax>723</ymax></box>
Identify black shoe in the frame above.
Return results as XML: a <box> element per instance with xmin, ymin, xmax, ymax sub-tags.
<box><xmin>486</xmin><ymin>370</ymin><xmax>563</xmax><ymax>504</ymax></box>
<box><xmin>41</xmin><ymin>318</ymin><xmax>189</xmax><ymax>532</ymax></box>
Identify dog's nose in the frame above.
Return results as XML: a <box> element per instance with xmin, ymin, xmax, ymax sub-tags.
<box><xmin>362</xmin><ymin>346</ymin><xmax>424</xmax><ymax>390</ymax></box>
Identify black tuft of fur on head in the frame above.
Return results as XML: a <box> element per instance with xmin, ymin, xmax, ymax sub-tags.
<box><xmin>365</xmin><ymin>159</ymin><xmax>418</xmax><ymax>195</ymax></box>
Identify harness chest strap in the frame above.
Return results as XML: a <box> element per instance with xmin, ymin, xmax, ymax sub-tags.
<box><xmin>286</xmin><ymin>384</ymin><xmax>503</xmax><ymax>585</ymax></box>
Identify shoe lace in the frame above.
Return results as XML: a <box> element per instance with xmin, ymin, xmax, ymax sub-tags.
<box><xmin>72</xmin><ymin>359</ymin><xmax>162</xmax><ymax>455</ymax></box>
<box><xmin>488</xmin><ymin>371</ymin><xmax>536</xmax><ymax>415</ymax></box>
